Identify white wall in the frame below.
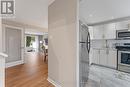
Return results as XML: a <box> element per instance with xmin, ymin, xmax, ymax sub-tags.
<box><xmin>0</xmin><ymin>17</ymin><xmax>5</xmax><ymax>87</ymax></box>
<box><xmin>48</xmin><ymin>0</ymin><xmax>78</xmax><ymax>87</ymax></box>
<box><xmin>0</xmin><ymin>19</ymin><xmax>2</xmax><ymax>52</ymax></box>
<box><xmin>2</xmin><ymin>19</ymin><xmax>45</xmax><ymax>67</ymax></box>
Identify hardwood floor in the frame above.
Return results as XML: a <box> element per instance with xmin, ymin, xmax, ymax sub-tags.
<box><xmin>6</xmin><ymin>52</ymin><xmax>54</xmax><ymax>87</ymax></box>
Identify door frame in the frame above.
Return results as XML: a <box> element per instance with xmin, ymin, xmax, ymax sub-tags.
<box><xmin>2</xmin><ymin>24</ymin><xmax>25</xmax><ymax>68</ymax></box>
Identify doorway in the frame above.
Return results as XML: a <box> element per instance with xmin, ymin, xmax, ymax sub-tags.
<box><xmin>25</xmin><ymin>35</ymin><xmax>39</xmax><ymax>52</ymax></box>
<box><xmin>2</xmin><ymin>25</ymin><xmax>24</xmax><ymax>68</ymax></box>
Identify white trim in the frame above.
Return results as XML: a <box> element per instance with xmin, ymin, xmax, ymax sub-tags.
<box><xmin>76</xmin><ymin>0</ymin><xmax>79</xmax><ymax>87</ymax></box>
<box><xmin>0</xmin><ymin>52</ymin><xmax>8</xmax><ymax>57</ymax></box>
<box><xmin>2</xmin><ymin>24</ymin><xmax>25</xmax><ymax>64</ymax></box>
<box><xmin>6</xmin><ymin>60</ymin><xmax>24</xmax><ymax>68</ymax></box>
<box><xmin>47</xmin><ymin>77</ymin><xmax>62</xmax><ymax>87</ymax></box>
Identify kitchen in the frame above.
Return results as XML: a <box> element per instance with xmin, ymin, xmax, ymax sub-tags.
<box><xmin>80</xmin><ymin>18</ymin><xmax>130</xmax><ymax>87</ymax></box>
<box><xmin>1</xmin><ymin>0</ymin><xmax>129</xmax><ymax>87</ymax></box>
<box><xmin>89</xmin><ymin>20</ymin><xmax>130</xmax><ymax>70</ymax></box>
<box><xmin>79</xmin><ymin>0</ymin><xmax>130</xmax><ymax>87</ymax></box>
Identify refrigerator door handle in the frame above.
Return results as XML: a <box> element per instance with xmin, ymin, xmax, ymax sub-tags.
<box><xmin>86</xmin><ymin>33</ymin><xmax>89</xmax><ymax>53</ymax></box>
<box><xmin>87</xmin><ymin>32</ymin><xmax>91</xmax><ymax>53</ymax></box>
<box><xmin>79</xmin><ymin>42</ymin><xmax>86</xmax><ymax>43</ymax></box>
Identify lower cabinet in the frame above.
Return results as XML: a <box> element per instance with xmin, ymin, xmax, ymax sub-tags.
<box><xmin>100</xmin><ymin>50</ymin><xmax>107</xmax><ymax>66</ymax></box>
<box><xmin>107</xmin><ymin>50</ymin><xmax>117</xmax><ymax>68</ymax></box>
<box><xmin>91</xmin><ymin>49</ymin><xmax>117</xmax><ymax>69</ymax></box>
<box><xmin>92</xmin><ymin>49</ymin><xmax>100</xmax><ymax>64</ymax></box>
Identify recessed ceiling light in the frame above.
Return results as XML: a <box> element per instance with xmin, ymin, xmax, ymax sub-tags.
<box><xmin>111</xmin><ymin>16</ymin><xmax>114</xmax><ymax>19</ymax></box>
<box><xmin>89</xmin><ymin>14</ymin><xmax>93</xmax><ymax>17</ymax></box>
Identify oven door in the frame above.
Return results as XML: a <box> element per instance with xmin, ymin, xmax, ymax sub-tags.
<box><xmin>118</xmin><ymin>51</ymin><xmax>130</xmax><ymax>73</ymax></box>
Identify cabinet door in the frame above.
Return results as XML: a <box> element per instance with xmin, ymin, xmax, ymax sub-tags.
<box><xmin>89</xmin><ymin>48</ymin><xmax>93</xmax><ymax>65</ymax></box>
<box><xmin>116</xmin><ymin>20</ymin><xmax>130</xmax><ymax>30</ymax></box>
<box><xmin>89</xmin><ymin>26</ymin><xmax>94</xmax><ymax>40</ymax></box>
<box><xmin>104</xmin><ymin>23</ymin><xmax>116</xmax><ymax>39</ymax></box>
<box><xmin>107</xmin><ymin>50</ymin><xmax>117</xmax><ymax>69</ymax></box>
<box><xmin>92</xmin><ymin>49</ymin><xmax>100</xmax><ymax>64</ymax></box>
<box><xmin>99</xmin><ymin>49</ymin><xmax>107</xmax><ymax>66</ymax></box>
<box><xmin>93</xmin><ymin>25</ymin><xmax>104</xmax><ymax>39</ymax></box>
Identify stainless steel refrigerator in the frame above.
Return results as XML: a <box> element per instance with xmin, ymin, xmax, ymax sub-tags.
<box><xmin>79</xmin><ymin>21</ymin><xmax>90</xmax><ymax>87</ymax></box>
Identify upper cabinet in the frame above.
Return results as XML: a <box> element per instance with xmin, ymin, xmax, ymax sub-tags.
<box><xmin>103</xmin><ymin>23</ymin><xmax>116</xmax><ymax>39</ymax></box>
<box><xmin>92</xmin><ymin>23</ymin><xmax>116</xmax><ymax>40</ymax></box>
<box><xmin>116</xmin><ymin>20</ymin><xmax>130</xmax><ymax>30</ymax></box>
<box><xmin>89</xmin><ymin>26</ymin><xmax>94</xmax><ymax>40</ymax></box>
<box><xmin>90</xmin><ymin>20</ymin><xmax>130</xmax><ymax>40</ymax></box>
<box><xmin>93</xmin><ymin>25</ymin><xmax>104</xmax><ymax>39</ymax></box>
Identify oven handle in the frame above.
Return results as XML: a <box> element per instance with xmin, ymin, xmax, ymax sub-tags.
<box><xmin>118</xmin><ymin>51</ymin><xmax>130</xmax><ymax>53</ymax></box>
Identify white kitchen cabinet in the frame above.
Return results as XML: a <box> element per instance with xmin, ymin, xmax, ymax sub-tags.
<box><xmin>89</xmin><ymin>48</ymin><xmax>93</xmax><ymax>65</ymax></box>
<box><xmin>90</xmin><ymin>48</ymin><xmax>117</xmax><ymax>68</ymax></box>
<box><xmin>92</xmin><ymin>49</ymin><xmax>100</xmax><ymax>64</ymax></box>
<box><xmin>104</xmin><ymin>23</ymin><xmax>116</xmax><ymax>39</ymax></box>
<box><xmin>91</xmin><ymin>20</ymin><xmax>130</xmax><ymax>40</ymax></box>
<box><xmin>116</xmin><ymin>20</ymin><xmax>130</xmax><ymax>30</ymax></box>
<box><xmin>93</xmin><ymin>23</ymin><xmax>116</xmax><ymax>39</ymax></box>
<box><xmin>107</xmin><ymin>50</ymin><xmax>117</xmax><ymax>68</ymax></box>
<box><xmin>99</xmin><ymin>49</ymin><xmax>107</xmax><ymax>66</ymax></box>
<box><xmin>89</xmin><ymin>26</ymin><xmax>94</xmax><ymax>40</ymax></box>
<box><xmin>93</xmin><ymin>25</ymin><xmax>104</xmax><ymax>39</ymax></box>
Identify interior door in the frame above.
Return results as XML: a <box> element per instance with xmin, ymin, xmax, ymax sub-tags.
<box><xmin>5</xmin><ymin>28</ymin><xmax>22</xmax><ymax>63</ymax></box>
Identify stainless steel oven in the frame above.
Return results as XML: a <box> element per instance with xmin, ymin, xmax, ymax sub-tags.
<box><xmin>116</xmin><ymin>29</ymin><xmax>130</xmax><ymax>39</ymax></box>
<box><xmin>116</xmin><ymin>43</ymin><xmax>130</xmax><ymax>73</ymax></box>
<box><xmin>118</xmin><ymin>51</ymin><xmax>130</xmax><ymax>73</ymax></box>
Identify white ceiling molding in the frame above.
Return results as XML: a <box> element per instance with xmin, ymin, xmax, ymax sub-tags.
<box><xmin>2</xmin><ymin>19</ymin><xmax>48</xmax><ymax>33</ymax></box>
<box><xmin>25</xmin><ymin>29</ymin><xmax>45</xmax><ymax>35</ymax></box>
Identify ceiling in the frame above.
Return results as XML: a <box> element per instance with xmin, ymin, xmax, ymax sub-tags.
<box><xmin>80</xmin><ymin>0</ymin><xmax>130</xmax><ymax>25</ymax></box>
<box><xmin>4</xmin><ymin>0</ymin><xmax>55</xmax><ymax>29</ymax></box>
<box><xmin>5</xmin><ymin>0</ymin><xmax>130</xmax><ymax>28</ymax></box>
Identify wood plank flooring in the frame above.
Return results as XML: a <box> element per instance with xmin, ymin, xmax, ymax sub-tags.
<box><xmin>6</xmin><ymin>52</ymin><xmax>54</xmax><ymax>87</ymax></box>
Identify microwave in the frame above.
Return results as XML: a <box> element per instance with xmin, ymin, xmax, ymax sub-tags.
<box><xmin>116</xmin><ymin>29</ymin><xmax>130</xmax><ymax>39</ymax></box>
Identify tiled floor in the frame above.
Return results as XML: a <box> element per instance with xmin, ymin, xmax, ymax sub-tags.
<box><xmin>85</xmin><ymin>65</ymin><xmax>130</xmax><ymax>87</ymax></box>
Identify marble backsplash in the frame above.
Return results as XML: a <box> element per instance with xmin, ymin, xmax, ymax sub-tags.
<box><xmin>91</xmin><ymin>39</ymin><xmax>130</xmax><ymax>49</ymax></box>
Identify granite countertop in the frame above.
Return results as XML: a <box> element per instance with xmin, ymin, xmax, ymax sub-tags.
<box><xmin>92</xmin><ymin>47</ymin><xmax>117</xmax><ymax>51</ymax></box>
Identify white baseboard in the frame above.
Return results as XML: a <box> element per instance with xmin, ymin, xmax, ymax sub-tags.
<box><xmin>6</xmin><ymin>60</ymin><xmax>24</xmax><ymax>68</ymax></box>
<box><xmin>47</xmin><ymin>77</ymin><xmax>61</xmax><ymax>87</ymax></box>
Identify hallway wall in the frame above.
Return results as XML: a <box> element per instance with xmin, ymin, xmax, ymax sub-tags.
<box><xmin>48</xmin><ymin>0</ymin><xmax>78</xmax><ymax>87</ymax></box>
<box><xmin>0</xmin><ymin>18</ymin><xmax>2</xmax><ymax>52</ymax></box>
<box><xmin>0</xmin><ymin>17</ymin><xmax>5</xmax><ymax>87</ymax></box>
